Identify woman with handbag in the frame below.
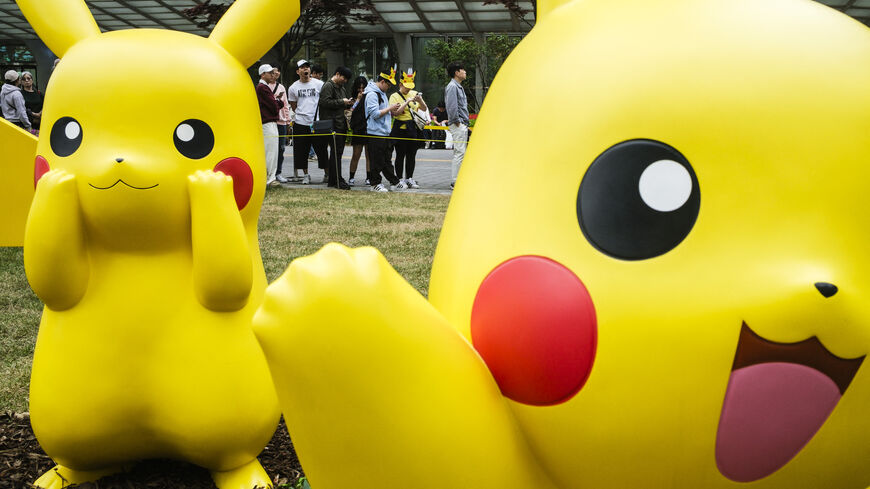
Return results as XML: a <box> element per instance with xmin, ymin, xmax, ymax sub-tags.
<box><xmin>389</xmin><ymin>69</ymin><xmax>428</xmax><ymax>189</ymax></box>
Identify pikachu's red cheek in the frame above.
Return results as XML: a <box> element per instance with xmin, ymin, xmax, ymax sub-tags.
<box><xmin>213</xmin><ymin>157</ymin><xmax>253</xmax><ymax>210</ymax></box>
<box><xmin>471</xmin><ymin>255</ymin><xmax>597</xmax><ymax>406</ymax></box>
<box><xmin>34</xmin><ymin>155</ymin><xmax>50</xmax><ymax>188</ymax></box>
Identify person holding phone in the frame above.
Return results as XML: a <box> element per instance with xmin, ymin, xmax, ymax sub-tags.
<box><xmin>389</xmin><ymin>69</ymin><xmax>427</xmax><ymax>189</ymax></box>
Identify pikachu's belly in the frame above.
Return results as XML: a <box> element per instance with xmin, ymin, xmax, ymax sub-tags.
<box><xmin>29</xmin><ymin>256</ymin><xmax>278</xmax><ymax>470</ymax></box>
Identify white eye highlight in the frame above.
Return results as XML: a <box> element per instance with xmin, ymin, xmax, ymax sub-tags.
<box><xmin>64</xmin><ymin>120</ymin><xmax>81</xmax><ymax>140</ymax></box>
<box><xmin>176</xmin><ymin>123</ymin><xmax>195</xmax><ymax>142</ymax></box>
<box><xmin>638</xmin><ymin>159</ymin><xmax>693</xmax><ymax>212</ymax></box>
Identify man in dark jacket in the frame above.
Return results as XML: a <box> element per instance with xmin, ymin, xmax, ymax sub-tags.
<box><xmin>318</xmin><ymin>66</ymin><xmax>354</xmax><ymax>189</ymax></box>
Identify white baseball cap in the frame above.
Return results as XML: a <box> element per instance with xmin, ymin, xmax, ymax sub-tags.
<box><xmin>296</xmin><ymin>59</ymin><xmax>310</xmax><ymax>68</ymax></box>
<box><xmin>258</xmin><ymin>64</ymin><xmax>275</xmax><ymax>75</ymax></box>
<box><xmin>4</xmin><ymin>70</ymin><xmax>19</xmax><ymax>82</ymax></box>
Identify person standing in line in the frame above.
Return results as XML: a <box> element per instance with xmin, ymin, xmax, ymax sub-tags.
<box><xmin>364</xmin><ymin>68</ymin><xmax>405</xmax><ymax>192</ymax></box>
<box><xmin>19</xmin><ymin>71</ymin><xmax>43</xmax><ymax>132</ymax></box>
<box><xmin>444</xmin><ymin>62</ymin><xmax>469</xmax><ymax>190</ymax></box>
<box><xmin>389</xmin><ymin>69</ymin><xmax>427</xmax><ymax>189</ymax></box>
<box><xmin>310</xmin><ymin>64</ymin><xmax>325</xmax><ymax>80</ymax></box>
<box><xmin>308</xmin><ymin>63</ymin><xmax>329</xmax><ymax>180</ymax></box>
<box><xmin>257</xmin><ymin>64</ymin><xmax>284</xmax><ymax>185</ymax></box>
<box><xmin>287</xmin><ymin>59</ymin><xmax>328</xmax><ymax>185</ymax></box>
<box><xmin>1</xmin><ymin>70</ymin><xmax>32</xmax><ymax>131</ymax></box>
<box><xmin>347</xmin><ymin>75</ymin><xmax>371</xmax><ymax>186</ymax></box>
<box><xmin>318</xmin><ymin>66</ymin><xmax>354</xmax><ymax>189</ymax></box>
<box><xmin>268</xmin><ymin>68</ymin><xmax>291</xmax><ymax>183</ymax></box>
<box><xmin>430</xmin><ymin>100</ymin><xmax>448</xmax><ymax>149</ymax></box>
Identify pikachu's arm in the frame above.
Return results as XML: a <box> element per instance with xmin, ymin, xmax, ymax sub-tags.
<box><xmin>188</xmin><ymin>170</ymin><xmax>252</xmax><ymax>311</ymax></box>
<box><xmin>23</xmin><ymin>170</ymin><xmax>89</xmax><ymax>311</ymax></box>
<box><xmin>254</xmin><ymin>243</ymin><xmax>556</xmax><ymax>489</ymax></box>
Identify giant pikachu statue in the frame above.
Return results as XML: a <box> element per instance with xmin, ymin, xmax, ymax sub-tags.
<box><xmin>254</xmin><ymin>0</ymin><xmax>870</xmax><ymax>488</ymax></box>
<box><xmin>15</xmin><ymin>0</ymin><xmax>298</xmax><ymax>487</ymax></box>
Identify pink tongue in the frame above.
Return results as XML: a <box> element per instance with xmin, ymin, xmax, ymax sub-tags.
<box><xmin>715</xmin><ymin>362</ymin><xmax>841</xmax><ymax>482</ymax></box>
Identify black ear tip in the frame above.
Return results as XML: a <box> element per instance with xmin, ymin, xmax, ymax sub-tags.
<box><xmin>814</xmin><ymin>282</ymin><xmax>838</xmax><ymax>298</ymax></box>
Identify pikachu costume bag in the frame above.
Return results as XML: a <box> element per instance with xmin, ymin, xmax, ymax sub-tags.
<box><xmin>254</xmin><ymin>0</ymin><xmax>870</xmax><ymax>488</ymax></box>
<box><xmin>16</xmin><ymin>0</ymin><xmax>299</xmax><ymax>487</ymax></box>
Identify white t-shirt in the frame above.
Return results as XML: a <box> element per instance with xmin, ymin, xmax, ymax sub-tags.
<box><xmin>287</xmin><ymin>78</ymin><xmax>324</xmax><ymax>126</ymax></box>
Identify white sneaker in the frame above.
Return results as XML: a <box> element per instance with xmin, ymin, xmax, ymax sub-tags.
<box><xmin>302</xmin><ymin>174</ymin><xmax>310</xmax><ymax>185</ymax></box>
<box><xmin>406</xmin><ymin>178</ymin><xmax>419</xmax><ymax>189</ymax></box>
<box><xmin>372</xmin><ymin>183</ymin><xmax>388</xmax><ymax>192</ymax></box>
<box><xmin>276</xmin><ymin>175</ymin><xmax>289</xmax><ymax>183</ymax></box>
<box><xmin>365</xmin><ymin>178</ymin><xmax>371</xmax><ymax>186</ymax></box>
<box><xmin>392</xmin><ymin>181</ymin><xmax>407</xmax><ymax>191</ymax></box>
<box><xmin>266</xmin><ymin>177</ymin><xmax>277</xmax><ymax>186</ymax></box>
<box><xmin>348</xmin><ymin>177</ymin><xmax>355</xmax><ymax>185</ymax></box>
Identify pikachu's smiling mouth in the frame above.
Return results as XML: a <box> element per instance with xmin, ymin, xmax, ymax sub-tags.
<box><xmin>715</xmin><ymin>322</ymin><xmax>864</xmax><ymax>483</ymax></box>
<box><xmin>88</xmin><ymin>179</ymin><xmax>159</xmax><ymax>190</ymax></box>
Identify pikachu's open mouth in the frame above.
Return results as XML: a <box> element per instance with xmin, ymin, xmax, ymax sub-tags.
<box><xmin>715</xmin><ymin>322</ymin><xmax>864</xmax><ymax>482</ymax></box>
<box><xmin>88</xmin><ymin>179</ymin><xmax>158</xmax><ymax>190</ymax></box>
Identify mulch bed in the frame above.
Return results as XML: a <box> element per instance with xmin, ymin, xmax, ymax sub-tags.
<box><xmin>0</xmin><ymin>413</ymin><xmax>305</xmax><ymax>488</ymax></box>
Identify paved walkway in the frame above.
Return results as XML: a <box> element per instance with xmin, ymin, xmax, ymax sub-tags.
<box><xmin>275</xmin><ymin>146</ymin><xmax>455</xmax><ymax>195</ymax></box>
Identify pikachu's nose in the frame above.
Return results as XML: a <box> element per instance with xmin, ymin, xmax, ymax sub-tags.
<box><xmin>115</xmin><ymin>157</ymin><xmax>124</xmax><ymax>163</ymax></box>
<box><xmin>814</xmin><ymin>282</ymin><xmax>838</xmax><ymax>298</ymax></box>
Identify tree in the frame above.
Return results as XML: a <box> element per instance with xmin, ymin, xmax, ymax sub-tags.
<box><xmin>482</xmin><ymin>0</ymin><xmax>535</xmax><ymax>29</ymax></box>
<box><xmin>183</xmin><ymin>0</ymin><xmax>379</xmax><ymax>76</ymax></box>
<box><xmin>423</xmin><ymin>35</ymin><xmax>521</xmax><ymax>112</ymax></box>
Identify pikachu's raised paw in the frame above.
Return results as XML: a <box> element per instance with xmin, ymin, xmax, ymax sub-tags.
<box><xmin>36</xmin><ymin>169</ymin><xmax>77</xmax><ymax>193</ymax></box>
<box><xmin>188</xmin><ymin>169</ymin><xmax>235</xmax><ymax>204</ymax></box>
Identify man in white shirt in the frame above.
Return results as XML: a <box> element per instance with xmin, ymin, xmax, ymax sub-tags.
<box><xmin>287</xmin><ymin>59</ymin><xmax>327</xmax><ymax>185</ymax></box>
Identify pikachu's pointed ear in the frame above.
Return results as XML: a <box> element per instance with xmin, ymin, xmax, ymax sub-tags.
<box><xmin>536</xmin><ymin>0</ymin><xmax>575</xmax><ymax>21</ymax></box>
<box><xmin>209</xmin><ymin>0</ymin><xmax>300</xmax><ymax>68</ymax></box>
<box><xmin>16</xmin><ymin>0</ymin><xmax>100</xmax><ymax>57</ymax></box>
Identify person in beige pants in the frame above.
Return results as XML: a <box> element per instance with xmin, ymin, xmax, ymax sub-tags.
<box><xmin>444</xmin><ymin>62</ymin><xmax>469</xmax><ymax>189</ymax></box>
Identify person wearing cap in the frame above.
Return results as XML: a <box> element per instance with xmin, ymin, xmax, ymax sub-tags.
<box><xmin>1</xmin><ymin>70</ymin><xmax>32</xmax><ymax>131</ymax></box>
<box><xmin>389</xmin><ymin>69</ymin><xmax>427</xmax><ymax>189</ymax></box>
<box><xmin>257</xmin><ymin>63</ymin><xmax>284</xmax><ymax>185</ymax></box>
<box><xmin>287</xmin><ymin>59</ymin><xmax>328</xmax><ymax>185</ymax></box>
<box><xmin>364</xmin><ymin>68</ymin><xmax>405</xmax><ymax>192</ymax></box>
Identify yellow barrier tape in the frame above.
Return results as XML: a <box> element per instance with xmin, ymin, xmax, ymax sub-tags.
<box><xmin>274</xmin><ymin>131</ymin><xmax>468</xmax><ymax>145</ymax></box>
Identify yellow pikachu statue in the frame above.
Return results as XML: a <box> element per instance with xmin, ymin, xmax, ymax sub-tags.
<box><xmin>18</xmin><ymin>0</ymin><xmax>298</xmax><ymax>487</ymax></box>
<box><xmin>254</xmin><ymin>0</ymin><xmax>870</xmax><ymax>488</ymax></box>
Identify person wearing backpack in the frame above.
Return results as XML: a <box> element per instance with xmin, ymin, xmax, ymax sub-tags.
<box><xmin>364</xmin><ymin>68</ymin><xmax>404</xmax><ymax>192</ymax></box>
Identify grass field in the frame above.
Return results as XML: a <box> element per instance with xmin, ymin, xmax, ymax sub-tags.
<box><xmin>0</xmin><ymin>187</ymin><xmax>450</xmax><ymax>413</ymax></box>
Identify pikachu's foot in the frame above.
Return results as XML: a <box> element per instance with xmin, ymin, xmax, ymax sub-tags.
<box><xmin>211</xmin><ymin>459</ymin><xmax>272</xmax><ymax>489</ymax></box>
<box><xmin>34</xmin><ymin>464</ymin><xmax>121</xmax><ymax>488</ymax></box>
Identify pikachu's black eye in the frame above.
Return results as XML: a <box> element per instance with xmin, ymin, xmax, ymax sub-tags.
<box><xmin>50</xmin><ymin>117</ymin><xmax>83</xmax><ymax>157</ymax></box>
<box><xmin>173</xmin><ymin>119</ymin><xmax>214</xmax><ymax>159</ymax></box>
<box><xmin>577</xmin><ymin>139</ymin><xmax>700</xmax><ymax>260</ymax></box>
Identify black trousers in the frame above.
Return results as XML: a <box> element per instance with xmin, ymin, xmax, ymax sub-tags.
<box><xmin>391</xmin><ymin>121</ymin><xmax>418</xmax><ymax>179</ymax></box>
<box><xmin>326</xmin><ymin>133</ymin><xmax>346</xmax><ymax>186</ymax></box>
<box><xmin>367</xmin><ymin>137</ymin><xmax>399</xmax><ymax>187</ymax></box>
<box><xmin>293</xmin><ymin>124</ymin><xmax>328</xmax><ymax>171</ymax></box>
<box><xmin>276</xmin><ymin>124</ymin><xmax>288</xmax><ymax>175</ymax></box>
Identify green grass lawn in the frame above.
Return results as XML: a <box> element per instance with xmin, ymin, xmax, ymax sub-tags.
<box><xmin>0</xmin><ymin>187</ymin><xmax>449</xmax><ymax>413</ymax></box>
